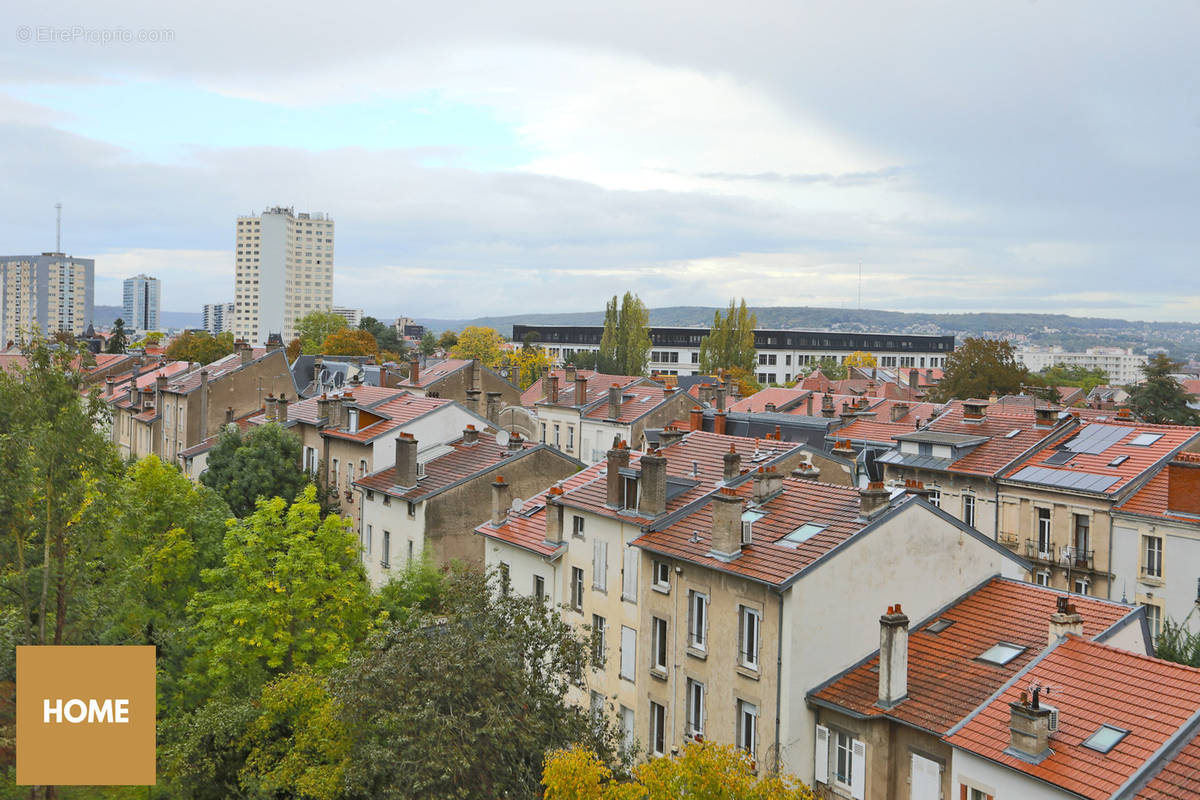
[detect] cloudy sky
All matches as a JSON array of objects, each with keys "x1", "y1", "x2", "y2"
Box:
[{"x1": 2, "y1": 1, "x2": 1197, "y2": 321}]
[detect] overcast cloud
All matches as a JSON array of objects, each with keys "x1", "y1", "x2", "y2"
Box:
[{"x1": 2, "y1": 0, "x2": 1197, "y2": 321}]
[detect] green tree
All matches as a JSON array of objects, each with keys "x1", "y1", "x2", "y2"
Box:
[
  {"x1": 1038, "y1": 364, "x2": 1110, "y2": 395},
  {"x1": 1126, "y1": 354, "x2": 1200, "y2": 425},
  {"x1": 376, "y1": 555, "x2": 449, "y2": 626},
  {"x1": 598, "y1": 296, "x2": 620, "y2": 373},
  {"x1": 617, "y1": 292, "x2": 652, "y2": 376},
  {"x1": 106, "y1": 317, "x2": 129, "y2": 353},
  {"x1": 331, "y1": 568, "x2": 625, "y2": 800},
  {"x1": 297, "y1": 311, "x2": 349, "y2": 355},
  {"x1": 699, "y1": 299, "x2": 757, "y2": 375},
  {"x1": 928, "y1": 338, "x2": 1035, "y2": 402},
  {"x1": 450, "y1": 326, "x2": 505, "y2": 367},
  {"x1": 437, "y1": 330, "x2": 459, "y2": 351},
  {"x1": 420, "y1": 330, "x2": 438, "y2": 357},
  {"x1": 161, "y1": 694, "x2": 260, "y2": 800},
  {"x1": 166, "y1": 330, "x2": 236, "y2": 365},
  {"x1": 200, "y1": 422, "x2": 310, "y2": 518},
  {"x1": 811, "y1": 356, "x2": 847, "y2": 381},
  {"x1": 187, "y1": 486, "x2": 375, "y2": 698},
  {"x1": 322, "y1": 328, "x2": 379, "y2": 358},
  {"x1": 1154, "y1": 616, "x2": 1200, "y2": 667},
  {"x1": 359, "y1": 316, "x2": 404, "y2": 354}
]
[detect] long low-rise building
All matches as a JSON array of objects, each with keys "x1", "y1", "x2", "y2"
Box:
[{"x1": 512, "y1": 324, "x2": 955, "y2": 383}]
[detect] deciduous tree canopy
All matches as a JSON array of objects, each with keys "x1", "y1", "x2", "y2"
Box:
[
  {"x1": 928, "y1": 337, "x2": 1037, "y2": 402},
  {"x1": 200, "y1": 422, "x2": 310, "y2": 518},
  {"x1": 699, "y1": 299, "x2": 757, "y2": 375},
  {"x1": 1126, "y1": 354, "x2": 1200, "y2": 425},
  {"x1": 450, "y1": 326, "x2": 506, "y2": 367}
]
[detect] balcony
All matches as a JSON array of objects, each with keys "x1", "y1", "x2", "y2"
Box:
[
  {"x1": 1025, "y1": 539, "x2": 1055, "y2": 563},
  {"x1": 998, "y1": 532, "x2": 1020, "y2": 550},
  {"x1": 1060, "y1": 545, "x2": 1095, "y2": 571}
]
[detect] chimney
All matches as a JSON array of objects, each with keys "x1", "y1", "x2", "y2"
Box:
[
  {"x1": 409, "y1": 357, "x2": 420, "y2": 385},
  {"x1": 690, "y1": 406, "x2": 704, "y2": 431},
  {"x1": 466, "y1": 389, "x2": 482, "y2": 415},
  {"x1": 752, "y1": 467, "x2": 783, "y2": 503},
  {"x1": 890, "y1": 402, "x2": 909, "y2": 423},
  {"x1": 639, "y1": 448, "x2": 668, "y2": 517},
  {"x1": 549, "y1": 375, "x2": 560, "y2": 404},
  {"x1": 909, "y1": 368, "x2": 919, "y2": 389},
  {"x1": 1035, "y1": 407, "x2": 1058, "y2": 428},
  {"x1": 658, "y1": 425, "x2": 686, "y2": 448},
  {"x1": 198, "y1": 369, "x2": 210, "y2": 439},
  {"x1": 714, "y1": 385, "x2": 727, "y2": 412},
  {"x1": 607, "y1": 384, "x2": 622, "y2": 420},
  {"x1": 962, "y1": 399, "x2": 988, "y2": 421},
  {"x1": 265, "y1": 393, "x2": 279, "y2": 422},
  {"x1": 805, "y1": 392, "x2": 814, "y2": 416},
  {"x1": 1008, "y1": 693, "x2": 1053, "y2": 762},
  {"x1": 1049, "y1": 595, "x2": 1084, "y2": 645},
  {"x1": 394, "y1": 433, "x2": 418, "y2": 488},
  {"x1": 725, "y1": 375, "x2": 738, "y2": 401},
  {"x1": 709, "y1": 488, "x2": 743, "y2": 559},
  {"x1": 316, "y1": 394, "x2": 331, "y2": 422},
  {"x1": 764, "y1": 402, "x2": 777, "y2": 413},
  {"x1": 328, "y1": 394, "x2": 345, "y2": 429},
  {"x1": 238, "y1": 340, "x2": 252, "y2": 365},
  {"x1": 791, "y1": 460, "x2": 821, "y2": 481},
  {"x1": 491, "y1": 475, "x2": 512, "y2": 527},
  {"x1": 1167, "y1": 453, "x2": 1200, "y2": 516},
  {"x1": 507, "y1": 432, "x2": 525, "y2": 452},
  {"x1": 463, "y1": 424, "x2": 480, "y2": 445},
  {"x1": 606, "y1": 443, "x2": 631, "y2": 508},
  {"x1": 723, "y1": 444, "x2": 742, "y2": 482},
  {"x1": 276, "y1": 394, "x2": 289, "y2": 423},
  {"x1": 714, "y1": 411, "x2": 727, "y2": 436},
  {"x1": 544, "y1": 487, "x2": 565, "y2": 545},
  {"x1": 564, "y1": 365, "x2": 577, "y2": 384},
  {"x1": 486, "y1": 391, "x2": 502, "y2": 423},
  {"x1": 902, "y1": 479, "x2": 932, "y2": 500},
  {"x1": 575, "y1": 374, "x2": 587, "y2": 405},
  {"x1": 155, "y1": 372, "x2": 167, "y2": 394},
  {"x1": 699, "y1": 384, "x2": 714, "y2": 405},
  {"x1": 859, "y1": 482, "x2": 891, "y2": 519},
  {"x1": 821, "y1": 393, "x2": 836, "y2": 418},
  {"x1": 225, "y1": 406, "x2": 234, "y2": 425},
  {"x1": 832, "y1": 439, "x2": 855, "y2": 458},
  {"x1": 877, "y1": 604, "x2": 910, "y2": 708}
]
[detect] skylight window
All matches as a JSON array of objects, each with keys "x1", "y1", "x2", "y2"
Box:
[
  {"x1": 1082, "y1": 725, "x2": 1128, "y2": 753},
  {"x1": 1005, "y1": 429, "x2": 1021, "y2": 439},
  {"x1": 1129, "y1": 433, "x2": 1163, "y2": 447},
  {"x1": 978, "y1": 642, "x2": 1026, "y2": 666},
  {"x1": 926, "y1": 619, "x2": 955, "y2": 634},
  {"x1": 782, "y1": 523, "x2": 827, "y2": 546},
  {"x1": 1108, "y1": 455, "x2": 1129, "y2": 467}
]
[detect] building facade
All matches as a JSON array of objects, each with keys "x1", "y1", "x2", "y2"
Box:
[
  {"x1": 232, "y1": 207, "x2": 334, "y2": 345},
  {"x1": 513, "y1": 325, "x2": 956, "y2": 382},
  {"x1": 122, "y1": 274, "x2": 160, "y2": 334},
  {"x1": 202, "y1": 302, "x2": 235, "y2": 335},
  {"x1": 331, "y1": 307, "x2": 362, "y2": 328},
  {"x1": 1016, "y1": 346, "x2": 1149, "y2": 386},
  {"x1": 0, "y1": 253, "x2": 95, "y2": 345}
]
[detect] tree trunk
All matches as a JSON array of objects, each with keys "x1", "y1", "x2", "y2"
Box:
[
  {"x1": 53, "y1": 526, "x2": 66, "y2": 645},
  {"x1": 38, "y1": 483, "x2": 52, "y2": 645}
]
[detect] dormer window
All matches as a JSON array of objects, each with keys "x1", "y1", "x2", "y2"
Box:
[{"x1": 623, "y1": 476, "x2": 639, "y2": 511}]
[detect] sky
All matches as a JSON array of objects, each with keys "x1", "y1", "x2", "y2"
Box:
[{"x1": 2, "y1": 1, "x2": 1198, "y2": 322}]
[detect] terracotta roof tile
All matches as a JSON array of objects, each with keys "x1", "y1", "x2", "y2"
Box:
[
  {"x1": 832, "y1": 402, "x2": 943, "y2": 445},
  {"x1": 322, "y1": 393, "x2": 455, "y2": 443},
  {"x1": 1116, "y1": 462, "x2": 1200, "y2": 523},
  {"x1": 946, "y1": 637, "x2": 1200, "y2": 800},
  {"x1": 582, "y1": 384, "x2": 674, "y2": 424},
  {"x1": 924, "y1": 402, "x2": 1064, "y2": 476},
  {"x1": 812, "y1": 578, "x2": 1138, "y2": 734},
  {"x1": 397, "y1": 358, "x2": 470, "y2": 389},
  {"x1": 165, "y1": 348, "x2": 272, "y2": 394},
  {"x1": 355, "y1": 431, "x2": 534, "y2": 501},
  {"x1": 1137, "y1": 726, "x2": 1200, "y2": 799}
]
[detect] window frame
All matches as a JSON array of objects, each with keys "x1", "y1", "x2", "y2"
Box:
[
  {"x1": 570, "y1": 566, "x2": 585, "y2": 612},
  {"x1": 737, "y1": 699, "x2": 757, "y2": 756},
  {"x1": 686, "y1": 678, "x2": 705, "y2": 736},
  {"x1": 649, "y1": 701, "x2": 666, "y2": 757},
  {"x1": 688, "y1": 590, "x2": 709, "y2": 651},
  {"x1": 739, "y1": 605, "x2": 761, "y2": 669},
  {"x1": 651, "y1": 616, "x2": 668, "y2": 673}
]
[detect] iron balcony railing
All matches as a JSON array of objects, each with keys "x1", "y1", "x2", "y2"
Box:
[{"x1": 1060, "y1": 545, "x2": 1095, "y2": 571}]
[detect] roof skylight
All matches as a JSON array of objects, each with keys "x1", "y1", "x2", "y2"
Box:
[
  {"x1": 782, "y1": 523, "x2": 827, "y2": 546},
  {"x1": 926, "y1": 619, "x2": 955, "y2": 634},
  {"x1": 978, "y1": 642, "x2": 1026, "y2": 666},
  {"x1": 1129, "y1": 433, "x2": 1163, "y2": 447},
  {"x1": 1005, "y1": 429, "x2": 1021, "y2": 439},
  {"x1": 1108, "y1": 455, "x2": 1129, "y2": 467},
  {"x1": 1082, "y1": 724, "x2": 1128, "y2": 753}
]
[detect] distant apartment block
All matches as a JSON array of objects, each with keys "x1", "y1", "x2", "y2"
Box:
[
  {"x1": 513, "y1": 325, "x2": 956, "y2": 383},
  {"x1": 331, "y1": 307, "x2": 363, "y2": 328},
  {"x1": 122, "y1": 274, "x2": 160, "y2": 333},
  {"x1": 1017, "y1": 345, "x2": 1148, "y2": 385},
  {"x1": 232, "y1": 206, "x2": 334, "y2": 346},
  {"x1": 202, "y1": 302, "x2": 235, "y2": 335},
  {"x1": 393, "y1": 316, "x2": 426, "y2": 345},
  {"x1": 0, "y1": 252, "x2": 95, "y2": 346}
]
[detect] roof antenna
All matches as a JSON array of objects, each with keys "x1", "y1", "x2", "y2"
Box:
[
  {"x1": 689, "y1": 530, "x2": 700, "y2": 543},
  {"x1": 55, "y1": 202, "x2": 62, "y2": 253}
]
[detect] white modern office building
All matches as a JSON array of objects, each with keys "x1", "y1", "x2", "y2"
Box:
[{"x1": 122, "y1": 273, "x2": 160, "y2": 334}]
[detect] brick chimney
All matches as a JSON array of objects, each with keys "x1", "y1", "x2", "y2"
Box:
[
  {"x1": 714, "y1": 411, "x2": 727, "y2": 436},
  {"x1": 723, "y1": 444, "x2": 742, "y2": 482},
  {"x1": 316, "y1": 394, "x2": 331, "y2": 422},
  {"x1": 1008, "y1": 692, "x2": 1053, "y2": 762},
  {"x1": 463, "y1": 424, "x2": 479, "y2": 445},
  {"x1": 549, "y1": 375, "x2": 560, "y2": 404},
  {"x1": 890, "y1": 402, "x2": 909, "y2": 423},
  {"x1": 544, "y1": 486, "x2": 565, "y2": 546},
  {"x1": 752, "y1": 467, "x2": 783, "y2": 503},
  {"x1": 507, "y1": 432, "x2": 524, "y2": 452},
  {"x1": 265, "y1": 393, "x2": 279, "y2": 422},
  {"x1": 607, "y1": 384, "x2": 622, "y2": 420},
  {"x1": 606, "y1": 442, "x2": 631, "y2": 508},
  {"x1": 878, "y1": 604, "x2": 910, "y2": 708},
  {"x1": 791, "y1": 460, "x2": 821, "y2": 480},
  {"x1": 155, "y1": 372, "x2": 167, "y2": 394},
  {"x1": 962, "y1": 399, "x2": 988, "y2": 421},
  {"x1": 690, "y1": 406, "x2": 704, "y2": 431},
  {"x1": 491, "y1": 475, "x2": 512, "y2": 527},
  {"x1": 859, "y1": 482, "x2": 891, "y2": 519},
  {"x1": 1035, "y1": 407, "x2": 1058, "y2": 428},
  {"x1": 328, "y1": 394, "x2": 345, "y2": 429},
  {"x1": 639, "y1": 448, "x2": 668, "y2": 517},
  {"x1": 699, "y1": 383, "x2": 714, "y2": 405},
  {"x1": 1167, "y1": 453, "x2": 1200, "y2": 516},
  {"x1": 658, "y1": 425, "x2": 686, "y2": 448},
  {"x1": 564, "y1": 365, "x2": 577, "y2": 384},
  {"x1": 394, "y1": 433, "x2": 418, "y2": 488},
  {"x1": 277, "y1": 394, "x2": 289, "y2": 424},
  {"x1": 1049, "y1": 595, "x2": 1084, "y2": 645},
  {"x1": 237, "y1": 339, "x2": 252, "y2": 365},
  {"x1": 409, "y1": 357, "x2": 420, "y2": 385},
  {"x1": 486, "y1": 391, "x2": 502, "y2": 423},
  {"x1": 714, "y1": 385, "x2": 727, "y2": 412},
  {"x1": 709, "y1": 488, "x2": 743, "y2": 559},
  {"x1": 574, "y1": 374, "x2": 587, "y2": 405},
  {"x1": 821, "y1": 393, "x2": 836, "y2": 418}
]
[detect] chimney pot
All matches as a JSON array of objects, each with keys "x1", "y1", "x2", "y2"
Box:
[
  {"x1": 859, "y1": 481, "x2": 891, "y2": 519},
  {"x1": 549, "y1": 375, "x2": 560, "y2": 404},
  {"x1": 607, "y1": 383, "x2": 622, "y2": 420},
  {"x1": 491, "y1": 475, "x2": 512, "y2": 527},
  {"x1": 690, "y1": 406, "x2": 704, "y2": 432},
  {"x1": 1167, "y1": 454, "x2": 1200, "y2": 516},
  {"x1": 463, "y1": 425, "x2": 479, "y2": 445},
  {"x1": 409, "y1": 357, "x2": 420, "y2": 385},
  {"x1": 574, "y1": 374, "x2": 587, "y2": 405},
  {"x1": 714, "y1": 411, "x2": 727, "y2": 436},
  {"x1": 709, "y1": 488, "x2": 743, "y2": 559},
  {"x1": 605, "y1": 445, "x2": 631, "y2": 508},
  {"x1": 723, "y1": 445, "x2": 742, "y2": 482},
  {"x1": 544, "y1": 490, "x2": 565, "y2": 545},
  {"x1": 1008, "y1": 701, "x2": 1053, "y2": 761},
  {"x1": 878, "y1": 605, "x2": 910, "y2": 708}
]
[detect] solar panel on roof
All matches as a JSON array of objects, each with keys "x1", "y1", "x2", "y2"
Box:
[
  {"x1": 1044, "y1": 450, "x2": 1074, "y2": 466},
  {"x1": 1129, "y1": 433, "x2": 1163, "y2": 446},
  {"x1": 1063, "y1": 424, "x2": 1129, "y2": 454},
  {"x1": 1009, "y1": 466, "x2": 1119, "y2": 492}
]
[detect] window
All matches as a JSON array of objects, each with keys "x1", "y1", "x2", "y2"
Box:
[
  {"x1": 541, "y1": 422, "x2": 547, "y2": 443},
  {"x1": 649, "y1": 701, "x2": 666, "y2": 757},
  {"x1": 1074, "y1": 577, "x2": 1090, "y2": 595},
  {"x1": 651, "y1": 617, "x2": 668, "y2": 672},
  {"x1": 573, "y1": 515, "x2": 585, "y2": 538},
  {"x1": 620, "y1": 626, "x2": 637, "y2": 681},
  {"x1": 620, "y1": 706, "x2": 636, "y2": 752},
  {"x1": 592, "y1": 614, "x2": 607, "y2": 666},
  {"x1": 835, "y1": 732, "x2": 855, "y2": 787},
  {"x1": 554, "y1": 424, "x2": 560, "y2": 447},
  {"x1": 622, "y1": 546, "x2": 639, "y2": 602},
  {"x1": 686, "y1": 679, "x2": 705, "y2": 735},
  {"x1": 1035, "y1": 569, "x2": 1051, "y2": 587},
  {"x1": 927, "y1": 488, "x2": 940, "y2": 508},
  {"x1": 737, "y1": 700, "x2": 757, "y2": 755},
  {"x1": 978, "y1": 642, "x2": 1026, "y2": 666},
  {"x1": 1144, "y1": 602, "x2": 1162, "y2": 639},
  {"x1": 963, "y1": 788, "x2": 994, "y2": 800},
  {"x1": 534, "y1": 574, "x2": 546, "y2": 600},
  {"x1": 331, "y1": 458, "x2": 339, "y2": 487},
  {"x1": 593, "y1": 539, "x2": 608, "y2": 590},
  {"x1": 963, "y1": 494, "x2": 976, "y2": 528},
  {"x1": 364, "y1": 524, "x2": 372, "y2": 555},
  {"x1": 590, "y1": 691, "x2": 605, "y2": 728},
  {"x1": 1144, "y1": 536, "x2": 1163, "y2": 578},
  {"x1": 623, "y1": 476, "x2": 639, "y2": 510},
  {"x1": 567, "y1": 425, "x2": 574, "y2": 450},
  {"x1": 688, "y1": 591, "x2": 708, "y2": 651},
  {"x1": 739, "y1": 606, "x2": 761, "y2": 669},
  {"x1": 407, "y1": 540, "x2": 414, "y2": 564},
  {"x1": 1083, "y1": 724, "x2": 1129, "y2": 753},
  {"x1": 570, "y1": 567, "x2": 585, "y2": 611},
  {"x1": 1074, "y1": 513, "x2": 1090, "y2": 554},
  {"x1": 359, "y1": 458, "x2": 366, "y2": 477},
  {"x1": 652, "y1": 560, "x2": 670, "y2": 591},
  {"x1": 741, "y1": 509, "x2": 764, "y2": 545},
  {"x1": 407, "y1": 501, "x2": 416, "y2": 518},
  {"x1": 381, "y1": 531, "x2": 391, "y2": 569},
  {"x1": 1037, "y1": 507, "x2": 1052, "y2": 556}
]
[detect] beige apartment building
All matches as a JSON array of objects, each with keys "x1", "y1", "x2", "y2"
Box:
[
  {"x1": 0, "y1": 253, "x2": 94, "y2": 346},
  {"x1": 232, "y1": 207, "x2": 334, "y2": 345}
]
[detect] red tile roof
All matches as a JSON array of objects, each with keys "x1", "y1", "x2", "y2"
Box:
[
  {"x1": 322, "y1": 393, "x2": 455, "y2": 443},
  {"x1": 947, "y1": 636, "x2": 1200, "y2": 800},
  {"x1": 728, "y1": 387, "x2": 811, "y2": 414},
  {"x1": 164, "y1": 348, "x2": 272, "y2": 394},
  {"x1": 581, "y1": 384, "x2": 674, "y2": 424},
  {"x1": 1137, "y1": 727, "x2": 1200, "y2": 799},
  {"x1": 832, "y1": 401, "x2": 943, "y2": 445},
  {"x1": 179, "y1": 411, "x2": 260, "y2": 458},
  {"x1": 354, "y1": 431, "x2": 537, "y2": 501},
  {"x1": 811, "y1": 578, "x2": 1138, "y2": 734},
  {"x1": 1116, "y1": 462, "x2": 1200, "y2": 524},
  {"x1": 476, "y1": 468, "x2": 600, "y2": 557},
  {"x1": 397, "y1": 358, "x2": 470, "y2": 389},
  {"x1": 529, "y1": 372, "x2": 651, "y2": 409},
  {"x1": 1001, "y1": 421, "x2": 1200, "y2": 496},
  {"x1": 521, "y1": 369, "x2": 599, "y2": 406},
  {"x1": 925, "y1": 402, "x2": 1067, "y2": 476},
  {"x1": 103, "y1": 361, "x2": 194, "y2": 407}
]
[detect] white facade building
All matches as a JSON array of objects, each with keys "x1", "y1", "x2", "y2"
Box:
[
  {"x1": 331, "y1": 307, "x2": 363, "y2": 329},
  {"x1": 232, "y1": 207, "x2": 334, "y2": 345},
  {"x1": 0, "y1": 253, "x2": 95, "y2": 345},
  {"x1": 202, "y1": 302, "x2": 235, "y2": 335},
  {"x1": 1016, "y1": 346, "x2": 1149, "y2": 385},
  {"x1": 122, "y1": 274, "x2": 160, "y2": 334}
]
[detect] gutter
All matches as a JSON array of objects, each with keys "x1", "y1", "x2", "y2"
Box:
[{"x1": 775, "y1": 589, "x2": 784, "y2": 774}]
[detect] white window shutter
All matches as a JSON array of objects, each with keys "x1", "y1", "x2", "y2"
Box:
[
  {"x1": 620, "y1": 626, "x2": 636, "y2": 680},
  {"x1": 622, "y1": 546, "x2": 638, "y2": 601},
  {"x1": 814, "y1": 725, "x2": 830, "y2": 784},
  {"x1": 910, "y1": 754, "x2": 940, "y2": 800},
  {"x1": 598, "y1": 540, "x2": 608, "y2": 590},
  {"x1": 851, "y1": 739, "x2": 866, "y2": 800}
]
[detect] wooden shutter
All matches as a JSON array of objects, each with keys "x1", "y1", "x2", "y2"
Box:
[
  {"x1": 593, "y1": 539, "x2": 607, "y2": 590},
  {"x1": 620, "y1": 626, "x2": 636, "y2": 680},
  {"x1": 911, "y1": 754, "x2": 940, "y2": 800},
  {"x1": 622, "y1": 546, "x2": 638, "y2": 601},
  {"x1": 814, "y1": 725, "x2": 830, "y2": 784},
  {"x1": 851, "y1": 739, "x2": 866, "y2": 800}
]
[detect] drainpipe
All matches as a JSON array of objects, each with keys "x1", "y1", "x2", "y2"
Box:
[{"x1": 775, "y1": 589, "x2": 784, "y2": 774}]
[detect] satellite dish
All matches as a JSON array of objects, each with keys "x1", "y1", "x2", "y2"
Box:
[
  {"x1": 496, "y1": 430, "x2": 511, "y2": 447},
  {"x1": 510, "y1": 497, "x2": 524, "y2": 512}
]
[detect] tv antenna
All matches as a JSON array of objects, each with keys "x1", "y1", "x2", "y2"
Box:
[{"x1": 55, "y1": 202, "x2": 62, "y2": 253}]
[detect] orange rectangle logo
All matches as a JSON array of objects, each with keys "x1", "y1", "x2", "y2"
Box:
[{"x1": 17, "y1": 646, "x2": 156, "y2": 785}]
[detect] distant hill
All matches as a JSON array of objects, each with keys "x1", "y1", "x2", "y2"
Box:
[
  {"x1": 415, "y1": 305, "x2": 1200, "y2": 359},
  {"x1": 93, "y1": 305, "x2": 202, "y2": 330}
]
